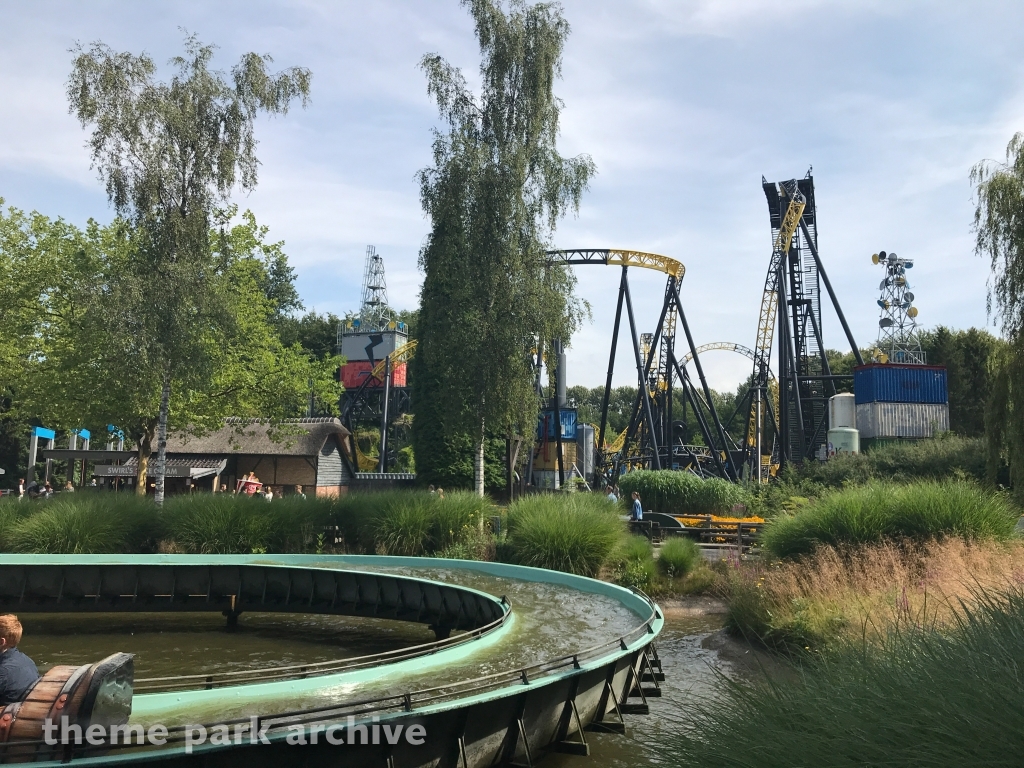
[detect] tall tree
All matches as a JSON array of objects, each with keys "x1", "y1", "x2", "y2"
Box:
[
  {"x1": 972, "y1": 134, "x2": 1024, "y2": 494},
  {"x1": 413, "y1": 0, "x2": 594, "y2": 495},
  {"x1": 67, "y1": 35, "x2": 311, "y2": 503}
]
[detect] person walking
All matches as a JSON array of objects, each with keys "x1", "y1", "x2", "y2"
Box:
[
  {"x1": 630, "y1": 491, "x2": 643, "y2": 521},
  {"x1": 17, "y1": 478, "x2": 25, "y2": 501}
]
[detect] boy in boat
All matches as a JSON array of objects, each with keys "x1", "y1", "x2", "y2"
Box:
[{"x1": 0, "y1": 614, "x2": 40, "y2": 706}]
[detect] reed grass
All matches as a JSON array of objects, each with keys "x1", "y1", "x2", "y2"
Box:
[
  {"x1": 671, "y1": 588, "x2": 1024, "y2": 767},
  {"x1": 617, "y1": 470, "x2": 749, "y2": 515},
  {"x1": 504, "y1": 494, "x2": 624, "y2": 577},
  {"x1": 762, "y1": 480, "x2": 1019, "y2": 558},
  {"x1": 727, "y1": 538, "x2": 1024, "y2": 650}
]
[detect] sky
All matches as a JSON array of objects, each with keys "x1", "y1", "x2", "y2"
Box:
[{"x1": 2, "y1": 0, "x2": 1022, "y2": 391}]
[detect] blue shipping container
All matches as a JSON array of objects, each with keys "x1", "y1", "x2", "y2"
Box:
[
  {"x1": 853, "y1": 364, "x2": 948, "y2": 405},
  {"x1": 536, "y1": 409, "x2": 578, "y2": 441}
]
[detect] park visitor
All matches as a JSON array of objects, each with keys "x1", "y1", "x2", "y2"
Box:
[
  {"x1": 0, "y1": 614, "x2": 40, "y2": 707},
  {"x1": 295, "y1": 485, "x2": 306, "y2": 499},
  {"x1": 264, "y1": 486, "x2": 274, "y2": 502},
  {"x1": 437, "y1": 487, "x2": 445, "y2": 500},
  {"x1": 631, "y1": 491, "x2": 643, "y2": 521},
  {"x1": 606, "y1": 485, "x2": 618, "y2": 503},
  {"x1": 64, "y1": 481, "x2": 75, "y2": 493},
  {"x1": 17, "y1": 478, "x2": 25, "y2": 500}
]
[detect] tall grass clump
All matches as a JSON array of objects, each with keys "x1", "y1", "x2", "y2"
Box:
[
  {"x1": 163, "y1": 495, "x2": 278, "y2": 554},
  {"x1": 0, "y1": 500, "x2": 34, "y2": 550},
  {"x1": 5, "y1": 495, "x2": 162, "y2": 554},
  {"x1": 726, "y1": 539, "x2": 1024, "y2": 650},
  {"x1": 658, "y1": 537, "x2": 700, "y2": 578},
  {"x1": 617, "y1": 470, "x2": 749, "y2": 515},
  {"x1": 504, "y1": 494, "x2": 624, "y2": 576},
  {"x1": 763, "y1": 480, "x2": 1019, "y2": 558},
  {"x1": 799, "y1": 435, "x2": 990, "y2": 487},
  {"x1": 331, "y1": 490, "x2": 492, "y2": 555},
  {"x1": 671, "y1": 588, "x2": 1024, "y2": 767}
]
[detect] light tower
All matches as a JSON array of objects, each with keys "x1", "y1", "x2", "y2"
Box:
[{"x1": 871, "y1": 250, "x2": 924, "y2": 364}]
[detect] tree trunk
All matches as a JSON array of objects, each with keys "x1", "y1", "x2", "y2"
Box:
[
  {"x1": 135, "y1": 430, "x2": 153, "y2": 496},
  {"x1": 154, "y1": 369, "x2": 172, "y2": 506},
  {"x1": 474, "y1": 418, "x2": 485, "y2": 497}
]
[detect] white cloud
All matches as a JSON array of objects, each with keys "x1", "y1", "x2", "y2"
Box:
[{"x1": 2, "y1": 0, "x2": 1023, "y2": 392}]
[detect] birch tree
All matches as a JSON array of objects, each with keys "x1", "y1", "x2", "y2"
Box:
[
  {"x1": 413, "y1": 0, "x2": 594, "y2": 495},
  {"x1": 67, "y1": 35, "x2": 310, "y2": 503}
]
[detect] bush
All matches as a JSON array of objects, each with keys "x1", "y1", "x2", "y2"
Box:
[
  {"x1": 617, "y1": 470, "x2": 749, "y2": 515},
  {"x1": 670, "y1": 589, "x2": 1024, "y2": 768},
  {"x1": 504, "y1": 494, "x2": 624, "y2": 576},
  {"x1": 658, "y1": 537, "x2": 701, "y2": 578},
  {"x1": 763, "y1": 480, "x2": 1019, "y2": 559}
]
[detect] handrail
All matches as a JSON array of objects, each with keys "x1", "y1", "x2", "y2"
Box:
[{"x1": 134, "y1": 608, "x2": 510, "y2": 692}]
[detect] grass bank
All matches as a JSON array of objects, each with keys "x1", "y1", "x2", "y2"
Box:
[
  {"x1": 762, "y1": 480, "x2": 1019, "y2": 559},
  {"x1": 617, "y1": 470, "x2": 750, "y2": 515},
  {"x1": 727, "y1": 538, "x2": 1024, "y2": 651},
  {"x1": 670, "y1": 587, "x2": 1024, "y2": 767}
]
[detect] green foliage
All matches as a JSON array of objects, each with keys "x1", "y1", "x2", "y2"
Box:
[
  {"x1": 5, "y1": 495, "x2": 163, "y2": 554},
  {"x1": 67, "y1": 35, "x2": 312, "y2": 502},
  {"x1": 798, "y1": 435, "x2": 992, "y2": 487},
  {"x1": 762, "y1": 481, "x2": 1019, "y2": 558},
  {"x1": 919, "y1": 326, "x2": 1003, "y2": 437},
  {"x1": 412, "y1": 0, "x2": 594, "y2": 494},
  {"x1": 276, "y1": 311, "x2": 342, "y2": 361},
  {"x1": 658, "y1": 537, "x2": 701, "y2": 578},
  {"x1": 617, "y1": 470, "x2": 749, "y2": 515},
  {"x1": 503, "y1": 494, "x2": 623, "y2": 576},
  {"x1": 671, "y1": 589, "x2": 1024, "y2": 768}
]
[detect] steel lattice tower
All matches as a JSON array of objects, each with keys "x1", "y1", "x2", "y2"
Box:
[
  {"x1": 359, "y1": 245, "x2": 393, "y2": 332},
  {"x1": 872, "y1": 250, "x2": 925, "y2": 364}
]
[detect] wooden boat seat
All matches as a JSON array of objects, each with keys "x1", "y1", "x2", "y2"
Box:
[{"x1": 0, "y1": 653, "x2": 134, "y2": 763}]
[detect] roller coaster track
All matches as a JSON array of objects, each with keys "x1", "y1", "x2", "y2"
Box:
[
  {"x1": 546, "y1": 249, "x2": 685, "y2": 280},
  {"x1": 747, "y1": 181, "x2": 804, "y2": 450}
]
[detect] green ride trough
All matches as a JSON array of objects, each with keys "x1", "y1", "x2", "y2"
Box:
[{"x1": 0, "y1": 555, "x2": 665, "y2": 767}]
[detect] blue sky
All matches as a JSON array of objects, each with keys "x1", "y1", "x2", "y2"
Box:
[{"x1": 2, "y1": 0, "x2": 1022, "y2": 389}]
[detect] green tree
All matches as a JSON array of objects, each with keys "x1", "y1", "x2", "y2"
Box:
[
  {"x1": 10, "y1": 210, "x2": 340, "y2": 489},
  {"x1": 412, "y1": 0, "x2": 594, "y2": 495},
  {"x1": 67, "y1": 35, "x2": 311, "y2": 503},
  {"x1": 972, "y1": 134, "x2": 1024, "y2": 494},
  {"x1": 277, "y1": 311, "x2": 342, "y2": 362},
  {"x1": 919, "y1": 326, "x2": 1002, "y2": 437}
]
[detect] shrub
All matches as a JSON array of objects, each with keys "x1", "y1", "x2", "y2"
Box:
[
  {"x1": 504, "y1": 494, "x2": 624, "y2": 576},
  {"x1": 658, "y1": 536, "x2": 701, "y2": 578},
  {"x1": 617, "y1": 470, "x2": 749, "y2": 515},
  {"x1": 763, "y1": 481, "x2": 1019, "y2": 558},
  {"x1": 670, "y1": 588, "x2": 1024, "y2": 768}
]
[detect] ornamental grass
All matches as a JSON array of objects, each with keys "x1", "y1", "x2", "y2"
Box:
[
  {"x1": 617, "y1": 470, "x2": 749, "y2": 515},
  {"x1": 504, "y1": 494, "x2": 624, "y2": 577},
  {"x1": 671, "y1": 587, "x2": 1024, "y2": 768},
  {"x1": 762, "y1": 480, "x2": 1019, "y2": 559}
]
